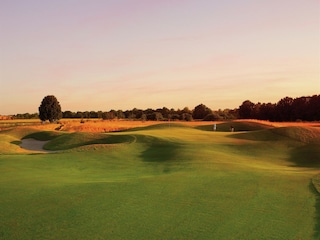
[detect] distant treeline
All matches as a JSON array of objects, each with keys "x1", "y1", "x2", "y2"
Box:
[
  {"x1": 13, "y1": 106, "x2": 237, "y2": 121},
  {"x1": 62, "y1": 107, "x2": 238, "y2": 121},
  {"x1": 239, "y1": 94, "x2": 320, "y2": 121},
  {"x1": 11, "y1": 94, "x2": 320, "y2": 122}
]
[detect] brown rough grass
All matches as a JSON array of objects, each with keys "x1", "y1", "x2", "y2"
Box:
[
  {"x1": 56, "y1": 120, "x2": 219, "y2": 132},
  {"x1": 1, "y1": 119, "x2": 319, "y2": 133},
  {"x1": 38, "y1": 120, "x2": 320, "y2": 133}
]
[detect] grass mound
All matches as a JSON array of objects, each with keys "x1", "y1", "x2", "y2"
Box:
[
  {"x1": 228, "y1": 126, "x2": 320, "y2": 168},
  {"x1": 0, "y1": 127, "x2": 39, "y2": 139},
  {"x1": 44, "y1": 132, "x2": 134, "y2": 150},
  {"x1": 0, "y1": 128, "x2": 41, "y2": 154},
  {"x1": 0, "y1": 135, "x2": 25, "y2": 154},
  {"x1": 23, "y1": 131, "x2": 64, "y2": 141},
  {"x1": 228, "y1": 129, "x2": 283, "y2": 142},
  {"x1": 228, "y1": 125, "x2": 320, "y2": 144},
  {"x1": 271, "y1": 126, "x2": 320, "y2": 143},
  {"x1": 135, "y1": 135, "x2": 183, "y2": 163},
  {"x1": 289, "y1": 144, "x2": 320, "y2": 168},
  {"x1": 125, "y1": 122, "x2": 189, "y2": 132}
]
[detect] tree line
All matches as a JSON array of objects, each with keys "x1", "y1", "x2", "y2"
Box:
[
  {"x1": 239, "y1": 94, "x2": 320, "y2": 121},
  {"x1": 10, "y1": 94, "x2": 320, "y2": 122},
  {"x1": 15, "y1": 104, "x2": 238, "y2": 122},
  {"x1": 61, "y1": 106, "x2": 238, "y2": 121}
]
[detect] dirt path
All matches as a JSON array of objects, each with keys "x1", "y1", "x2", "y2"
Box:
[{"x1": 20, "y1": 139, "x2": 54, "y2": 153}]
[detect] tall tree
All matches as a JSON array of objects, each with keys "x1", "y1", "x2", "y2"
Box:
[
  {"x1": 239, "y1": 100, "x2": 255, "y2": 119},
  {"x1": 307, "y1": 95, "x2": 320, "y2": 121},
  {"x1": 275, "y1": 97, "x2": 294, "y2": 121},
  {"x1": 259, "y1": 103, "x2": 276, "y2": 121},
  {"x1": 291, "y1": 97, "x2": 309, "y2": 120},
  {"x1": 39, "y1": 95, "x2": 62, "y2": 122},
  {"x1": 192, "y1": 104, "x2": 212, "y2": 119}
]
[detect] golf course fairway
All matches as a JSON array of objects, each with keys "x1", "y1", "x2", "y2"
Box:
[{"x1": 0, "y1": 121, "x2": 319, "y2": 239}]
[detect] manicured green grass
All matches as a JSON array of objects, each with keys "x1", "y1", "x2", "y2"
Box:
[
  {"x1": 0, "y1": 122, "x2": 319, "y2": 239},
  {"x1": 44, "y1": 132, "x2": 135, "y2": 151},
  {"x1": 195, "y1": 120, "x2": 273, "y2": 132}
]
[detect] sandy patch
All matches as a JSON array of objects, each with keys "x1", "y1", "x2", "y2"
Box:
[{"x1": 20, "y1": 139, "x2": 54, "y2": 153}]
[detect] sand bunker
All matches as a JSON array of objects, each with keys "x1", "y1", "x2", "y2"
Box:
[{"x1": 20, "y1": 139, "x2": 53, "y2": 153}]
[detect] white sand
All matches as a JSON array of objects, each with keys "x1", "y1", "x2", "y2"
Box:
[{"x1": 20, "y1": 139, "x2": 53, "y2": 153}]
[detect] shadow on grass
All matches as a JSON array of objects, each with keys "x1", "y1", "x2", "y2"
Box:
[
  {"x1": 45, "y1": 133, "x2": 136, "y2": 150},
  {"x1": 10, "y1": 140, "x2": 22, "y2": 145},
  {"x1": 227, "y1": 129, "x2": 283, "y2": 142},
  {"x1": 309, "y1": 180, "x2": 320, "y2": 239},
  {"x1": 24, "y1": 131, "x2": 63, "y2": 140},
  {"x1": 138, "y1": 135, "x2": 183, "y2": 173},
  {"x1": 139, "y1": 136, "x2": 182, "y2": 163},
  {"x1": 288, "y1": 136, "x2": 320, "y2": 240},
  {"x1": 289, "y1": 144, "x2": 320, "y2": 168}
]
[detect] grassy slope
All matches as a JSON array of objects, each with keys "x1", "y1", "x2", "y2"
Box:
[{"x1": 0, "y1": 123, "x2": 319, "y2": 239}]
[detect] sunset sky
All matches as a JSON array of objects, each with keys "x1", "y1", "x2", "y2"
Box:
[{"x1": 1, "y1": 0, "x2": 319, "y2": 115}]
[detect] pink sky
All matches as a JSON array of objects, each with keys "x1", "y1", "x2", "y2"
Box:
[{"x1": 0, "y1": 0, "x2": 319, "y2": 114}]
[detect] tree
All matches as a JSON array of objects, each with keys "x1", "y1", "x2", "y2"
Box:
[
  {"x1": 306, "y1": 95, "x2": 320, "y2": 121},
  {"x1": 238, "y1": 100, "x2": 255, "y2": 119},
  {"x1": 259, "y1": 103, "x2": 276, "y2": 121},
  {"x1": 117, "y1": 110, "x2": 125, "y2": 119},
  {"x1": 291, "y1": 97, "x2": 309, "y2": 121},
  {"x1": 192, "y1": 104, "x2": 212, "y2": 119},
  {"x1": 181, "y1": 113, "x2": 193, "y2": 121},
  {"x1": 275, "y1": 97, "x2": 293, "y2": 121},
  {"x1": 147, "y1": 112, "x2": 163, "y2": 121},
  {"x1": 63, "y1": 110, "x2": 74, "y2": 118},
  {"x1": 39, "y1": 95, "x2": 62, "y2": 122},
  {"x1": 203, "y1": 114, "x2": 217, "y2": 121}
]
